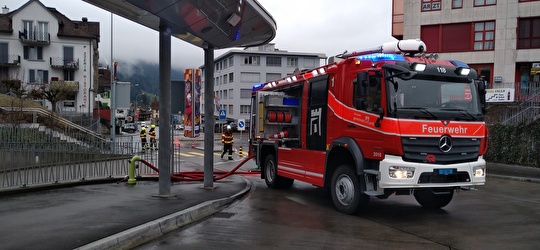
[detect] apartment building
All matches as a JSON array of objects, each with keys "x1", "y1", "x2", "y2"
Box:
[
  {"x1": 0, "y1": 0, "x2": 99, "y2": 114},
  {"x1": 392, "y1": 0, "x2": 540, "y2": 99},
  {"x1": 200, "y1": 43, "x2": 326, "y2": 127}
]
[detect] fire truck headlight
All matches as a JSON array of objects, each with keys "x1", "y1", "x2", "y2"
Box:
[
  {"x1": 473, "y1": 166, "x2": 485, "y2": 177},
  {"x1": 455, "y1": 67, "x2": 471, "y2": 76},
  {"x1": 389, "y1": 166, "x2": 415, "y2": 179},
  {"x1": 411, "y1": 63, "x2": 426, "y2": 72}
]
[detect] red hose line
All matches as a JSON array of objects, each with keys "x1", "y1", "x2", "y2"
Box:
[{"x1": 137, "y1": 155, "x2": 257, "y2": 181}]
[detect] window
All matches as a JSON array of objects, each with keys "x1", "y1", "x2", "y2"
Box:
[
  {"x1": 304, "y1": 58, "x2": 316, "y2": 68},
  {"x1": 452, "y1": 0, "x2": 463, "y2": 8},
  {"x1": 242, "y1": 56, "x2": 260, "y2": 66},
  {"x1": 63, "y1": 101, "x2": 75, "y2": 107},
  {"x1": 29, "y1": 69, "x2": 49, "y2": 84},
  {"x1": 23, "y1": 46, "x2": 43, "y2": 60},
  {"x1": 240, "y1": 72, "x2": 260, "y2": 82},
  {"x1": 0, "y1": 43, "x2": 7, "y2": 63},
  {"x1": 421, "y1": 22, "x2": 493, "y2": 52},
  {"x1": 266, "y1": 56, "x2": 281, "y2": 67},
  {"x1": 228, "y1": 105, "x2": 233, "y2": 115},
  {"x1": 229, "y1": 89, "x2": 234, "y2": 99},
  {"x1": 354, "y1": 75, "x2": 381, "y2": 113},
  {"x1": 64, "y1": 70, "x2": 75, "y2": 81},
  {"x1": 517, "y1": 17, "x2": 540, "y2": 49},
  {"x1": 422, "y1": 0, "x2": 442, "y2": 11},
  {"x1": 287, "y1": 57, "x2": 298, "y2": 68},
  {"x1": 223, "y1": 90, "x2": 228, "y2": 99},
  {"x1": 474, "y1": 21, "x2": 495, "y2": 50},
  {"x1": 474, "y1": 0, "x2": 496, "y2": 6},
  {"x1": 229, "y1": 73, "x2": 234, "y2": 83},
  {"x1": 21, "y1": 20, "x2": 33, "y2": 39},
  {"x1": 223, "y1": 59, "x2": 228, "y2": 69},
  {"x1": 240, "y1": 105, "x2": 250, "y2": 114},
  {"x1": 266, "y1": 73, "x2": 282, "y2": 82},
  {"x1": 36, "y1": 21, "x2": 48, "y2": 41},
  {"x1": 240, "y1": 89, "x2": 251, "y2": 99},
  {"x1": 228, "y1": 57, "x2": 234, "y2": 67}
]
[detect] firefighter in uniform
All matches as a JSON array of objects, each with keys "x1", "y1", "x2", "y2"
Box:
[
  {"x1": 149, "y1": 124, "x2": 158, "y2": 150},
  {"x1": 140, "y1": 126, "x2": 148, "y2": 152},
  {"x1": 221, "y1": 125, "x2": 234, "y2": 160}
]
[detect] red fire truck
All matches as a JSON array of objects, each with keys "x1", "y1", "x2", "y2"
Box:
[{"x1": 249, "y1": 39, "x2": 488, "y2": 214}]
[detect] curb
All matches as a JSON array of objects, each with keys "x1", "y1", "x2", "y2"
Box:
[{"x1": 74, "y1": 176, "x2": 252, "y2": 250}]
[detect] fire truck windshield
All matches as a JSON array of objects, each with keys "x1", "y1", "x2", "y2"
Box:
[{"x1": 387, "y1": 77, "x2": 483, "y2": 121}]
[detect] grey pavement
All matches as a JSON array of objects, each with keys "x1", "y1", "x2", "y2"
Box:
[{"x1": 1, "y1": 134, "x2": 539, "y2": 250}]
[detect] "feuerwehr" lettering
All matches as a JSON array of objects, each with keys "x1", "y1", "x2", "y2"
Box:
[{"x1": 421, "y1": 124, "x2": 468, "y2": 134}]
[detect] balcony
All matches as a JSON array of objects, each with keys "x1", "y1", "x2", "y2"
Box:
[
  {"x1": 50, "y1": 57, "x2": 79, "y2": 69},
  {"x1": 0, "y1": 54, "x2": 21, "y2": 67},
  {"x1": 19, "y1": 31, "x2": 50, "y2": 45},
  {"x1": 50, "y1": 80, "x2": 80, "y2": 93}
]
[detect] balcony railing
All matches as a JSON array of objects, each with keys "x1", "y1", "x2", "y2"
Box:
[
  {"x1": 50, "y1": 57, "x2": 79, "y2": 69},
  {"x1": 50, "y1": 80, "x2": 80, "y2": 92},
  {"x1": 0, "y1": 54, "x2": 21, "y2": 66},
  {"x1": 19, "y1": 31, "x2": 50, "y2": 45}
]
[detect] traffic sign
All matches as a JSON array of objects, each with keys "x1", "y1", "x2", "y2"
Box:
[
  {"x1": 219, "y1": 109, "x2": 226, "y2": 120},
  {"x1": 237, "y1": 119, "x2": 245, "y2": 131}
]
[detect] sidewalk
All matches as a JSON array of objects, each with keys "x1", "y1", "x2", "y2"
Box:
[{"x1": 0, "y1": 150, "x2": 538, "y2": 249}]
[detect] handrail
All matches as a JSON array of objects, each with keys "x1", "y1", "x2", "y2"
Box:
[{"x1": 0, "y1": 106, "x2": 106, "y2": 142}]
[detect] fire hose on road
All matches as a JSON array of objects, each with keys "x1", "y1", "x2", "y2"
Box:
[{"x1": 127, "y1": 155, "x2": 257, "y2": 185}]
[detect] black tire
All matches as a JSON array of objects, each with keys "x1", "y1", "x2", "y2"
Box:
[
  {"x1": 414, "y1": 188, "x2": 454, "y2": 209},
  {"x1": 330, "y1": 165, "x2": 369, "y2": 215},
  {"x1": 263, "y1": 154, "x2": 294, "y2": 189}
]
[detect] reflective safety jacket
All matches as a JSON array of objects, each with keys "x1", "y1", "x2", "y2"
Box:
[
  {"x1": 222, "y1": 131, "x2": 234, "y2": 144},
  {"x1": 149, "y1": 128, "x2": 156, "y2": 139},
  {"x1": 140, "y1": 130, "x2": 147, "y2": 140}
]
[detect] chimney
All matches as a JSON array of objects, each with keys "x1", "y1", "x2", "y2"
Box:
[
  {"x1": 2, "y1": 6, "x2": 9, "y2": 14},
  {"x1": 82, "y1": 17, "x2": 88, "y2": 22}
]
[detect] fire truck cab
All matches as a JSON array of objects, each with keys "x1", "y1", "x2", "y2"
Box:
[{"x1": 249, "y1": 39, "x2": 488, "y2": 214}]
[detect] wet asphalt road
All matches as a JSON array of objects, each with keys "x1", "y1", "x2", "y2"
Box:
[{"x1": 136, "y1": 175, "x2": 540, "y2": 250}]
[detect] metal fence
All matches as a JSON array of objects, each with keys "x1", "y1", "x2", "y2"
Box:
[
  {"x1": 0, "y1": 125, "x2": 189, "y2": 189},
  {"x1": 487, "y1": 82, "x2": 540, "y2": 125}
]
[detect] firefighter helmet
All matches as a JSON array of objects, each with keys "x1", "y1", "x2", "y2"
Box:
[
  {"x1": 226, "y1": 125, "x2": 231, "y2": 130},
  {"x1": 141, "y1": 127, "x2": 146, "y2": 131},
  {"x1": 151, "y1": 124, "x2": 156, "y2": 128}
]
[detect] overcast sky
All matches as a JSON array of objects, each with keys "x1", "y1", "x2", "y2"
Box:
[{"x1": 4, "y1": 0, "x2": 396, "y2": 70}]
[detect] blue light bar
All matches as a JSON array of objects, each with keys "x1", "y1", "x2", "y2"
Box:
[
  {"x1": 252, "y1": 83, "x2": 265, "y2": 92},
  {"x1": 356, "y1": 53, "x2": 405, "y2": 62},
  {"x1": 449, "y1": 60, "x2": 469, "y2": 68}
]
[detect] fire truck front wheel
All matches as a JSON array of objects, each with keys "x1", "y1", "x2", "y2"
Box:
[
  {"x1": 331, "y1": 165, "x2": 369, "y2": 215},
  {"x1": 413, "y1": 188, "x2": 454, "y2": 209},
  {"x1": 263, "y1": 154, "x2": 294, "y2": 189}
]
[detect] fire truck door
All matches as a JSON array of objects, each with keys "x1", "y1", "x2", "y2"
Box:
[{"x1": 306, "y1": 76, "x2": 328, "y2": 151}]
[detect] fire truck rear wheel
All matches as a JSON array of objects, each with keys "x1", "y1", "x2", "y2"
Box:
[
  {"x1": 331, "y1": 165, "x2": 369, "y2": 215},
  {"x1": 413, "y1": 188, "x2": 454, "y2": 209},
  {"x1": 264, "y1": 154, "x2": 293, "y2": 189}
]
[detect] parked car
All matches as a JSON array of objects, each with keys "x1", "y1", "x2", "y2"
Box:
[{"x1": 122, "y1": 123, "x2": 138, "y2": 133}]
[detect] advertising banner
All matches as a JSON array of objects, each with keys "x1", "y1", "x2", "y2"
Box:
[
  {"x1": 486, "y1": 88, "x2": 514, "y2": 103},
  {"x1": 183, "y1": 69, "x2": 201, "y2": 137}
]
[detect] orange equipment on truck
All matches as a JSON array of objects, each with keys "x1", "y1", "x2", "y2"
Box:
[{"x1": 248, "y1": 39, "x2": 488, "y2": 215}]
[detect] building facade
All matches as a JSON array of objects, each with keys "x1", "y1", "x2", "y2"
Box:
[
  {"x1": 0, "y1": 0, "x2": 99, "y2": 114},
  {"x1": 392, "y1": 0, "x2": 540, "y2": 99},
  {"x1": 200, "y1": 44, "x2": 326, "y2": 128}
]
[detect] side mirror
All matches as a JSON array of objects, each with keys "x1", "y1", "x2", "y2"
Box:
[
  {"x1": 374, "y1": 108, "x2": 384, "y2": 127},
  {"x1": 356, "y1": 72, "x2": 369, "y2": 97}
]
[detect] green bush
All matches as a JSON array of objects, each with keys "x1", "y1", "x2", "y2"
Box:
[{"x1": 485, "y1": 120, "x2": 540, "y2": 168}]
